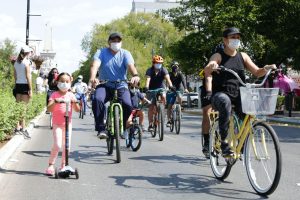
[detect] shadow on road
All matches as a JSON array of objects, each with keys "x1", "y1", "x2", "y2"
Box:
[
  {"x1": 110, "y1": 173, "x2": 264, "y2": 199},
  {"x1": 0, "y1": 167, "x2": 46, "y2": 177},
  {"x1": 130, "y1": 154, "x2": 209, "y2": 167},
  {"x1": 273, "y1": 126, "x2": 300, "y2": 143}
]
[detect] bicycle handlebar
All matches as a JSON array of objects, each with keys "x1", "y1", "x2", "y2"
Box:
[{"x1": 218, "y1": 65, "x2": 273, "y2": 88}]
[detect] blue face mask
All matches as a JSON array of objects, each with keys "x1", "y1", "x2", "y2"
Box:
[{"x1": 154, "y1": 63, "x2": 162, "y2": 69}]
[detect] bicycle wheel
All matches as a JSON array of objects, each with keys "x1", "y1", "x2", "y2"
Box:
[
  {"x1": 244, "y1": 121, "x2": 282, "y2": 196},
  {"x1": 175, "y1": 104, "x2": 181, "y2": 134},
  {"x1": 209, "y1": 118, "x2": 232, "y2": 180},
  {"x1": 106, "y1": 134, "x2": 114, "y2": 155},
  {"x1": 50, "y1": 113, "x2": 53, "y2": 129},
  {"x1": 129, "y1": 125, "x2": 142, "y2": 151},
  {"x1": 113, "y1": 106, "x2": 121, "y2": 163},
  {"x1": 150, "y1": 114, "x2": 157, "y2": 138},
  {"x1": 157, "y1": 104, "x2": 164, "y2": 141},
  {"x1": 80, "y1": 100, "x2": 84, "y2": 119}
]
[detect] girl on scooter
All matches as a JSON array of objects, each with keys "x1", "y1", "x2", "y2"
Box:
[{"x1": 45, "y1": 72, "x2": 80, "y2": 176}]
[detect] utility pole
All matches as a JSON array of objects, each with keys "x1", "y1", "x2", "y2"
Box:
[{"x1": 26, "y1": 0, "x2": 41, "y2": 45}]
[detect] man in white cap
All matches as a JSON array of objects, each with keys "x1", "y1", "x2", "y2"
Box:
[{"x1": 72, "y1": 75, "x2": 88, "y2": 115}]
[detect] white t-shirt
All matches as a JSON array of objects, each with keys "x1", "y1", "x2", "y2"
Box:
[
  {"x1": 36, "y1": 76, "x2": 44, "y2": 92},
  {"x1": 14, "y1": 58, "x2": 31, "y2": 84},
  {"x1": 73, "y1": 82, "x2": 88, "y2": 94}
]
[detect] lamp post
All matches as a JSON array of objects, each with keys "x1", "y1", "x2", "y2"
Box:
[{"x1": 26, "y1": 0, "x2": 41, "y2": 45}]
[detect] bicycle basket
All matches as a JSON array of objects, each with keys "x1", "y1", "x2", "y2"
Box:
[{"x1": 240, "y1": 87, "x2": 279, "y2": 115}]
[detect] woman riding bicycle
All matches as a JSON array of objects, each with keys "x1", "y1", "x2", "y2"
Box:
[
  {"x1": 145, "y1": 55, "x2": 174, "y2": 132},
  {"x1": 204, "y1": 27, "x2": 276, "y2": 156}
]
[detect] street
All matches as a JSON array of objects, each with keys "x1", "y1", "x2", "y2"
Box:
[{"x1": 0, "y1": 110, "x2": 299, "y2": 200}]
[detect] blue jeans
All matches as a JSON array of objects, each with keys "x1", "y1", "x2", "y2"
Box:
[
  {"x1": 92, "y1": 85, "x2": 132, "y2": 132},
  {"x1": 76, "y1": 93, "x2": 87, "y2": 114}
]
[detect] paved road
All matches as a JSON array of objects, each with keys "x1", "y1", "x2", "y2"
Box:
[{"x1": 0, "y1": 110, "x2": 300, "y2": 200}]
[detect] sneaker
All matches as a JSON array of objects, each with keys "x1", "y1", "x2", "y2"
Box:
[
  {"x1": 97, "y1": 131, "x2": 108, "y2": 139},
  {"x1": 14, "y1": 128, "x2": 22, "y2": 135},
  {"x1": 148, "y1": 124, "x2": 154, "y2": 132},
  {"x1": 21, "y1": 129, "x2": 31, "y2": 139},
  {"x1": 166, "y1": 120, "x2": 171, "y2": 127},
  {"x1": 45, "y1": 166, "x2": 55, "y2": 176},
  {"x1": 202, "y1": 141, "x2": 210, "y2": 159},
  {"x1": 221, "y1": 141, "x2": 234, "y2": 157}
]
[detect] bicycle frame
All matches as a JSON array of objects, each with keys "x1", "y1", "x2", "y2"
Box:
[{"x1": 106, "y1": 89, "x2": 123, "y2": 136}]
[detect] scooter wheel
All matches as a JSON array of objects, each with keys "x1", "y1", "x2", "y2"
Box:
[
  {"x1": 75, "y1": 168, "x2": 79, "y2": 179},
  {"x1": 54, "y1": 167, "x2": 59, "y2": 179}
]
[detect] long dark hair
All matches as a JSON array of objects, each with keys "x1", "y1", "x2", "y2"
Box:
[
  {"x1": 47, "y1": 68, "x2": 59, "y2": 90},
  {"x1": 16, "y1": 49, "x2": 29, "y2": 63}
]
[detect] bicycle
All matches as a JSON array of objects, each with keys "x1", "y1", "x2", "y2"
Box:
[
  {"x1": 125, "y1": 103, "x2": 147, "y2": 151},
  {"x1": 147, "y1": 88, "x2": 165, "y2": 141},
  {"x1": 76, "y1": 93, "x2": 85, "y2": 119},
  {"x1": 98, "y1": 80, "x2": 126, "y2": 163},
  {"x1": 209, "y1": 66, "x2": 282, "y2": 196},
  {"x1": 167, "y1": 90, "x2": 182, "y2": 134}
]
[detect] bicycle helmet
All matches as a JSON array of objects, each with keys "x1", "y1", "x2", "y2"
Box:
[
  {"x1": 152, "y1": 55, "x2": 164, "y2": 63},
  {"x1": 171, "y1": 61, "x2": 179, "y2": 67}
]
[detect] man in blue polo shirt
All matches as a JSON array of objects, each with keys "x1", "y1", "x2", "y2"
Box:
[{"x1": 89, "y1": 32, "x2": 140, "y2": 139}]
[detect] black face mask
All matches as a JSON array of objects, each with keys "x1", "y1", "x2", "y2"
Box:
[{"x1": 172, "y1": 66, "x2": 178, "y2": 73}]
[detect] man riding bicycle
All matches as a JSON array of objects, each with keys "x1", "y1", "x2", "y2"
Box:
[
  {"x1": 166, "y1": 61, "x2": 189, "y2": 127},
  {"x1": 89, "y1": 32, "x2": 140, "y2": 139},
  {"x1": 145, "y1": 55, "x2": 174, "y2": 132},
  {"x1": 72, "y1": 75, "x2": 88, "y2": 115},
  {"x1": 204, "y1": 27, "x2": 276, "y2": 156}
]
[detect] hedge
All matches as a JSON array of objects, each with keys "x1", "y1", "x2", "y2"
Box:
[{"x1": 0, "y1": 91, "x2": 45, "y2": 141}]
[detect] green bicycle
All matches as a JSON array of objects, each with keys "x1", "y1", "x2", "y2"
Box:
[
  {"x1": 99, "y1": 80, "x2": 127, "y2": 163},
  {"x1": 209, "y1": 66, "x2": 281, "y2": 196}
]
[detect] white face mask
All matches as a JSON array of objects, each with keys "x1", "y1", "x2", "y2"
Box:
[
  {"x1": 78, "y1": 79, "x2": 82, "y2": 83},
  {"x1": 110, "y1": 42, "x2": 122, "y2": 52},
  {"x1": 57, "y1": 82, "x2": 70, "y2": 92},
  {"x1": 154, "y1": 63, "x2": 162, "y2": 70},
  {"x1": 228, "y1": 39, "x2": 240, "y2": 50}
]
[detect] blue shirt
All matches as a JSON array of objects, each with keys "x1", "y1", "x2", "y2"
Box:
[
  {"x1": 130, "y1": 90, "x2": 144, "y2": 109},
  {"x1": 93, "y1": 47, "x2": 134, "y2": 89}
]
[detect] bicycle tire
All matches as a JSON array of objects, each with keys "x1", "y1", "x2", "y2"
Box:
[
  {"x1": 130, "y1": 125, "x2": 142, "y2": 151},
  {"x1": 175, "y1": 104, "x2": 181, "y2": 134},
  {"x1": 114, "y1": 106, "x2": 121, "y2": 163},
  {"x1": 106, "y1": 134, "x2": 114, "y2": 155},
  {"x1": 81, "y1": 100, "x2": 84, "y2": 119},
  {"x1": 158, "y1": 104, "x2": 164, "y2": 141},
  {"x1": 50, "y1": 113, "x2": 53, "y2": 129},
  {"x1": 151, "y1": 114, "x2": 157, "y2": 138},
  {"x1": 209, "y1": 117, "x2": 232, "y2": 180},
  {"x1": 244, "y1": 121, "x2": 282, "y2": 196}
]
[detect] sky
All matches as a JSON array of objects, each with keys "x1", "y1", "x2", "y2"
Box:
[{"x1": 0, "y1": 0, "x2": 148, "y2": 74}]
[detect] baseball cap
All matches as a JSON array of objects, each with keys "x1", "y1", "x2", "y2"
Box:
[
  {"x1": 22, "y1": 45, "x2": 33, "y2": 53},
  {"x1": 78, "y1": 75, "x2": 83, "y2": 79},
  {"x1": 108, "y1": 32, "x2": 122, "y2": 41},
  {"x1": 223, "y1": 27, "x2": 242, "y2": 37}
]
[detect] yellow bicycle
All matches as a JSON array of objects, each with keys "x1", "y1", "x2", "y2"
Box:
[{"x1": 209, "y1": 66, "x2": 282, "y2": 196}]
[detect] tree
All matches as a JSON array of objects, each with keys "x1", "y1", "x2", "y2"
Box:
[
  {"x1": 0, "y1": 39, "x2": 16, "y2": 89},
  {"x1": 79, "y1": 13, "x2": 185, "y2": 85}
]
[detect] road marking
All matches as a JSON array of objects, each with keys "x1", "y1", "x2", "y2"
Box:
[{"x1": 9, "y1": 159, "x2": 19, "y2": 162}]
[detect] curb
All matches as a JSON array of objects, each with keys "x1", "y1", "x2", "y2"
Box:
[{"x1": 0, "y1": 108, "x2": 46, "y2": 168}]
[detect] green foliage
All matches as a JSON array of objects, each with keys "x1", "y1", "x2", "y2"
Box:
[
  {"x1": 80, "y1": 13, "x2": 184, "y2": 86},
  {"x1": 0, "y1": 91, "x2": 45, "y2": 141},
  {"x1": 164, "y1": 0, "x2": 300, "y2": 72},
  {"x1": 0, "y1": 39, "x2": 16, "y2": 89},
  {"x1": 276, "y1": 95, "x2": 285, "y2": 110}
]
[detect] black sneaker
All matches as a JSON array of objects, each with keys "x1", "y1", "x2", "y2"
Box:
[
  {"x1": 21, "y1": 129, "x2": 31, "y2": 139},
  {"x1": 202, "y1": 141, "x2": 210, "y2": 159},
  {"x1": 166, "y1": 120, "x2": 171, "y2": 127},
  {"x1": 97, "y1": 131, "x2": 108, "y2": 139},
  {"x1": 148, "y1": 124, "x2": 154, "y2": 132},
  {"x1": 221, "y1": 141, "x2": 234, "y2": 157}
]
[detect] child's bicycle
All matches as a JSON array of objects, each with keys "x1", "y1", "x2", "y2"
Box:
[
  {"x1": 209, "y1": 66, "x2": 282, "y2": 196},
  {"x1": 98, "y1": 80, "x2": 126, "y2": 163},
  {"x1": 147, "y1": 88, "x2": 165, "y2": 141}
]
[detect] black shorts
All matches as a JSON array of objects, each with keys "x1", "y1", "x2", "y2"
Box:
[
  {"x1": 200, "y1": 86, "x2": 211, "y2": 108},
  {"x1": 15, "y1": 84, "x2": 30, "y2": 95}
]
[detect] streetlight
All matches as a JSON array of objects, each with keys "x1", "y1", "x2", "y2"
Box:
[{"x1": 26, "y1": 0, "x2": 41, "y2": 45}]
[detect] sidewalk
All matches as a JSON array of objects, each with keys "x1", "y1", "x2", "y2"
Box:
[{"x1": 182, "y1": 108, "x2": 300, "y2": 126}]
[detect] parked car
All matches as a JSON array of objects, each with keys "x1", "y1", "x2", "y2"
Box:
[{"x1": 182, "y1": 93, "x2": 199, "y2": 107}]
